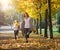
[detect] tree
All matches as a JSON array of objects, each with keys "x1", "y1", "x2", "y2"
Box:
[
  {"x1": 47, "y1": 0, "x2": 53, "y2": 39},
  {"x1": 56, "y1": 11, "x2": 60, "y2": 33},
  {"x1": 44, "y1": 9, "x2": 48, "y2": 38},
  {"x1": 11, "y1": 0, "x2": 60, "y2": 38},
  {"x1": 0, "y1": 11, "x2": 6, "y2": 26}
]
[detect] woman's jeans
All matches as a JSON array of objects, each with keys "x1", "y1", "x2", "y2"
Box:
[{"x1": 24, "y1": 28, "x2": 32, "y2": 38}]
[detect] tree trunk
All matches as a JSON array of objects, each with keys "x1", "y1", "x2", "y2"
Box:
[
  {"x1": 39, "y1": 3, "x2": 42, "y2": 35},
  {"x1": 47, "y1": 0, "x2": 53, "y2": 39},
  {"x1": 58, "y1": 18, "x2": 60, "y2": 33},
  {"x1": 40, "y1": 13, "x2": 42, "y2": 35},
  {"x1": 36, "y1": 18, "x2": 38, "y2": 34},
  {"x1": 44, "y1": 9, "x2": 48, "y2": 38},
  {"x1": 58, "y1": 27, "x2": 60, "y2": 33}
]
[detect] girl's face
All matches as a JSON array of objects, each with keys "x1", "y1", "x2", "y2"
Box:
[{"x1": 15, "y1": 20, "x2": 18, "y2": 23}]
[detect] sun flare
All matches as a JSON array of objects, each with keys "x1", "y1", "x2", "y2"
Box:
[{"x1": 0, "y1": 0, "x2": 12, "y2": 10}]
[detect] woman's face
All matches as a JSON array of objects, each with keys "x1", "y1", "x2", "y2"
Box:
[
  {"x1": 24, "y1": 13, "x2": 29, "y2": 18},
  {"x1": 25, "y1": 14, "x2": 28, "y2": 17}
]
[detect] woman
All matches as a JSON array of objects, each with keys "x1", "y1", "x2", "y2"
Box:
[
  {"x1": 22, "y1": 12, "x2": 33, "y2": 43},
  {"x1": 13, "y1": 20, "x2": 19, "y2": 40}
]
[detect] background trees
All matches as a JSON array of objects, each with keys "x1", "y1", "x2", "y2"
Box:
[
  {"x1": 0, "y1": 0, "x2": 60, "y2": 38},
  {"x1": 11, "y1": 0, "x2": 60, "y2": 38}
]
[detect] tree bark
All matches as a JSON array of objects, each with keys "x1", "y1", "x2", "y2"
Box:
[
  {"x1": 44, "y1": 9, "x2": 48, "y2": 38},
  {"x1": 40, "y1": 13, "x2": 42, "y2": 35},
  {"x1": 58, "y1": 26, "x2": 60, "y2": 33},
  {"x1": 47, "y1": 0, "x2": 53, "y2": 39},
  {"x1": 36, "y1": 18, "x2": 38, "y2": 34},
  {"x1": 40, "y1": 3, "x2": 42, "y2": 35}
]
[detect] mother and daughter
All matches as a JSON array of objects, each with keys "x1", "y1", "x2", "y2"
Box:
[{"x1": 13, "y1": 12, "x2": 33, "y2": 43}]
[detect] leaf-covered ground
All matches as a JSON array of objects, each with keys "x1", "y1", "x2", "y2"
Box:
[{"x1": 0, "y1": 33, "x2": 60, "y2": 50}]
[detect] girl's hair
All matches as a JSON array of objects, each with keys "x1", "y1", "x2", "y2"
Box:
[
  {"x1": 14, "y1": 20, "x2": 19, "y2": 26},
  {"x1": 24, "y1": 12, "x2": 29, "y2": 17},
  {"x1": 14, "y1": 20, "x2": 18, "y2": 23}
]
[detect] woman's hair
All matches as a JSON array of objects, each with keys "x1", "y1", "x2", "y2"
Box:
[{"x1": 23, "y1": 12, "x2": 29, "y2": 17}]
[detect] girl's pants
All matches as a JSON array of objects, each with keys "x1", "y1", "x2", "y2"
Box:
[{"x1": 14, "y1": 30, "x2": 19, "y2": 39}]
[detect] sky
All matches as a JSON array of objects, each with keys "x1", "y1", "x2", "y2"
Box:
[{"x1": 0, "y1": 0, "x2": 13, "y2": 10}]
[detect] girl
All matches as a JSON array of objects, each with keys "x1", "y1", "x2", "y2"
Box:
[{"x1": 13, "y1": 20, "x2": 19, "y2": 40}]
